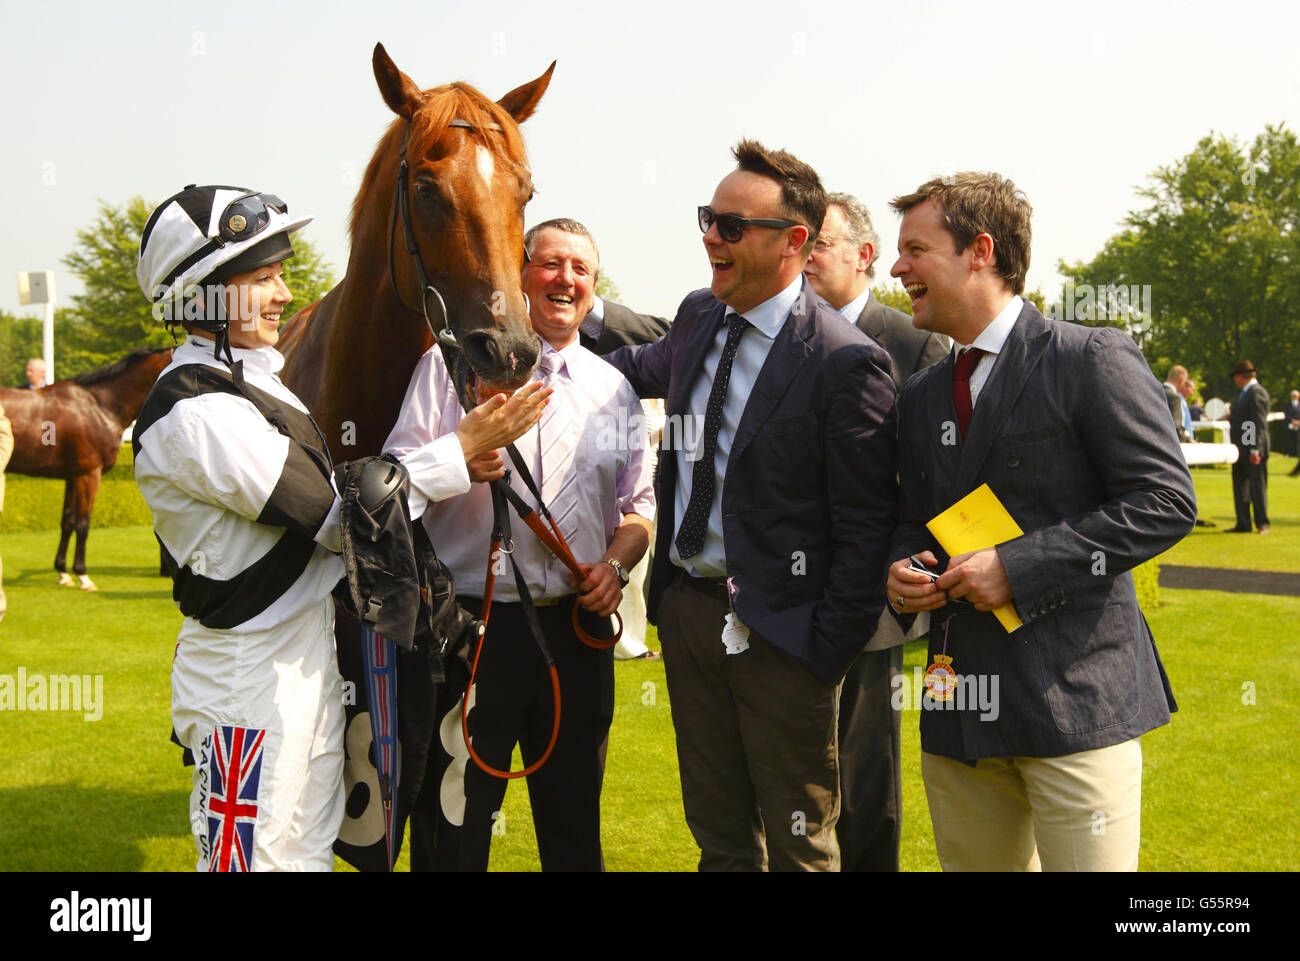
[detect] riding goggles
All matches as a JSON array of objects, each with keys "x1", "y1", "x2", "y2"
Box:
[
  {"x1": 219, "y1": 192, "x2": 290, "y2": 244},
  {"x1": 698, "y1": 205, "x2": 801, "y2": 244}
]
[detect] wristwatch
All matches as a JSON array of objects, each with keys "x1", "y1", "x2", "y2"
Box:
[{"x1": 604, "y1": 558, "x2": 630, "y2": 587}]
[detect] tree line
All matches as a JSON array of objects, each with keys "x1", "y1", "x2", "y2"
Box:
[
  {"x1": 1, "y1": 196, "x2": 335, "y2": 387},
  {"x1": 10, "y1": 125, "x2": 1296, "y2": 405}
]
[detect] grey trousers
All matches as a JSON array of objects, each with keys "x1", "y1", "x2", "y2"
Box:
[{"x1": 657, "y1": 571, "x2": 841, "y2": 871}]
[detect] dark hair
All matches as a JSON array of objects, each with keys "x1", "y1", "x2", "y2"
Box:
[
  {"x1": 732, "y1": 139, "x2": 826, "y2": 252},
  {"x1": 889, "y1": 172, "x2": 1032, "y2": 295},
  {"x1": 524, "y1": 218, "x2": 600, "y2": 266}
]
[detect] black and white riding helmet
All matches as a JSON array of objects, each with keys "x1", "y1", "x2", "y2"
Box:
[{"x1": 137, "y1": 184, "x2": 311, "y2": 338}]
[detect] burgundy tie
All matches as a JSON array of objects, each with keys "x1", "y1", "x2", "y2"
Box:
[{"x1": 952, "y1": 348, "x2": 985, "y2": 439}]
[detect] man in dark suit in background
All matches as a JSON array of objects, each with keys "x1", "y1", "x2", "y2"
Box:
[
  {"x1": 884, "y1": 172, "x2": 1195, "y2": 871},
  {"x1": 805, "y1": 192, "x2": 951, "y2": 388},
  {"x1": 1227, "y1": 360, "x2": 1271, "y2": 532},
  {"x1": 804, "y1": 190, "x2": 949, "y2": 871},
  {"x1": 607, "y1": 140, "x2": 898, "y2": 871},
  {"x1": 581, "y1": 295, "x2": 670, "y2": 354}
]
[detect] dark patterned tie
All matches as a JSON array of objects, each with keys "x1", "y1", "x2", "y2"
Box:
[
  {"x1": 675, "y1": 312, "x2": 749, "y2": 559},
  {"x1": 952, "y1": 347, "x2": 986, "y2": 439}
]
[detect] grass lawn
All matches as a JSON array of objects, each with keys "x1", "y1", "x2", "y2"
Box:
[
  {"x1": 1157, "y1": 455, "x2": 1300, "y2": 571},
  {"x1": 0, "y1": 457, "x2": 1296, "y2": 871}
]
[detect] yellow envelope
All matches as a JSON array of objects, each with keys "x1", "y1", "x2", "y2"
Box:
[{"x1": 926, "y1": 483, "x2": 1024, "y2": 632}]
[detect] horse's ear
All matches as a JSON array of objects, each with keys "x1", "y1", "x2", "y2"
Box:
[
  {"x1": 497, "y1": 61, "x2": 555, "y2": 123},
  {"x1": 373, "y1": 42, "x2": 424, "y2": 121}
]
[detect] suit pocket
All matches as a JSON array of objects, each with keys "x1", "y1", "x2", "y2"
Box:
[
  {"x1": 1033, "y1": 602, "x2": 1141, "y2": 735},
  {"x1": 738, "y1": 413, "x2": 825, "y2": 504}
]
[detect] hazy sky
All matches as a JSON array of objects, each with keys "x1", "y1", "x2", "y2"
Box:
[{"x1": 3, "y1": 0, "x2": 1297, "y2": 325}]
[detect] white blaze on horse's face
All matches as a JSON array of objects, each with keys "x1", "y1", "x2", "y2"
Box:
[{"x1": 476, "y1": 146, "x2": 495, "y2": 190}]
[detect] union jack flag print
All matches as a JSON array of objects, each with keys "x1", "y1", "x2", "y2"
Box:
[{"x1": 206, "y1": 724, "x2": 266, "y2": 872}]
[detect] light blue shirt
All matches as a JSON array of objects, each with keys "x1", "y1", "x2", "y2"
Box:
[
  {"x1": 670, "y1": 274, "x2": 803, "y2": 578},
  {"x1": 837, "y1": 287, "x2": 871, "y2": 324}
]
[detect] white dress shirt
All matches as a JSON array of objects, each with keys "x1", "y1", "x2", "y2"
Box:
[
  {"x1": 955, "y1": 295, "x2": 1023, "y2": 409},
  {"x1": 384, "y1": 340, "x2": 655, "y2": 601},
  {"x1": 669, "y1": 274, "x2": 802, "y2": 578}
]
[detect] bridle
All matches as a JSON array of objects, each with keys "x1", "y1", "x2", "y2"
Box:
[{"x1": 386, "y1": 115, "x2": 622, "y2": 781}]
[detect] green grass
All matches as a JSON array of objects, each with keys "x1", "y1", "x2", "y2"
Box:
[
  {"x1": 1, "y1": 454, "x2": 1297, "y2": 870},
  {"x1": 1157, "y1": 455, "x2": 1300, "y2": 571}
]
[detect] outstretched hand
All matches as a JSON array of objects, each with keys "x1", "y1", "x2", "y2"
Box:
[{"x1": 455, "y1": 380, "x2": 551, "y2": 462}]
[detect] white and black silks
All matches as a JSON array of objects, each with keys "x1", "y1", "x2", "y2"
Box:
[
  {"x1": 134, "y1": 339, "x2": 348, "y2": 870},
  {"x1": 134, "y1": 362, "x2": 339, "y2": 629}
]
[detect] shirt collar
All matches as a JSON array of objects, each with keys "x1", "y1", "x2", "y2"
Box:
[
  {"x1": 727, "y1": 274, "x2": 803, "y2": 338},
  {"x1": 837, "y1": 287, "x2": 871, "y2": 324},
  {"x1": 179, "y1": 336, "x2": 285, "y2": 376},
  {"x1": 957, "y1": 295, "x2": 1023, "y2": 356},
  {"x1": 540, "y1": 337, "x2": 584, "y2": 379}
]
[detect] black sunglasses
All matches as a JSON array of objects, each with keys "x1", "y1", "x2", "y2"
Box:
[
  {"x1": 219, "y1": 192, "x2": 289, "y2": 244},
  {"x1": 698, "y1": 206, "x2": 800, "y2": 244}
]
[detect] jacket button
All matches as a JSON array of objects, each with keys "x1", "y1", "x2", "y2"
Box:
[
  {"x1": 919, "y1": 470, "x2": 927, "y2": 484},
  {"x1": 1007, "y1": 455, "x2": 1021, "y2": 469}
]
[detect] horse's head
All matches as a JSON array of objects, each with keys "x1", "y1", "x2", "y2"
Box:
[{"x1": 370, "y1": 43, "x2": 551, "y2": 393}]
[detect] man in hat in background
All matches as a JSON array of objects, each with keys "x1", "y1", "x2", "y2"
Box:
[{"x1": 1227, "y1": 360, "x2": 1271, "y2": 533}]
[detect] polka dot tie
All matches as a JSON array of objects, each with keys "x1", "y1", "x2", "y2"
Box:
[{"x1": 675, "y1": 312, "x2": 749, "y2": 559}]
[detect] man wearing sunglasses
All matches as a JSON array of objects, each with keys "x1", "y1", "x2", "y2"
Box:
[{"x1": 607, "y1": 140, "x2": 898, "y2": 871}]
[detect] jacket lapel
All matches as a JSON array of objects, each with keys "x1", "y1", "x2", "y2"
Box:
[
  {"x1": 667, "y1": 298, "x2": 726, "y2": 419},
  {"x1": 856, "y1": 296, "x2": 885, "y2": 340},
  {"x1": 730, "y1": 282, "x2": 815, "y2": 467},
  {"x1": 953, "y1": 302, "x2": 1051, "y2": 495}
]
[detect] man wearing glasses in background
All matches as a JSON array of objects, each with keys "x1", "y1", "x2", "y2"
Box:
[
  {"x1": 606, "y1": 140, "x2": 898, "y2": 871},
  {"x1": 804, "y1": 191, "x2": 950, "y2": 872}
]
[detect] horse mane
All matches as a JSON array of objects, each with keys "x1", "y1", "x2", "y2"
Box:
[
  {"x1": 71, "y1": 347, "x2": 171, "y2": 386},
  {"x1": 348, "y1": 82, "x2": 528, "y2": 246}
]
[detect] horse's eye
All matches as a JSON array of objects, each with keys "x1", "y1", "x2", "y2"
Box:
[{"x1": 414, "y1": 180, "x2": 437, "y2": 201}]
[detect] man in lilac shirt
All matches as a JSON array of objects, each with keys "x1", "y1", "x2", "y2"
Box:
[{"x1": 384, "y1": 218, "x2": 654, "y2": 871}]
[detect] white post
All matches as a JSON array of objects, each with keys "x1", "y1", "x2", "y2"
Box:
[{"x1": 16, "y1": 271, "x2": 56, "y2": 383}]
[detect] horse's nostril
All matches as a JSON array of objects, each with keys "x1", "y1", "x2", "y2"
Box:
[{"x1": 462, "y1": 332, "x2": 499, "y2": 372}]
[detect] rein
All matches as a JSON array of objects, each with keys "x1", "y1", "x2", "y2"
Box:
[{"x1": 387, "y1": 116, "x2": 620, "y2": 782}]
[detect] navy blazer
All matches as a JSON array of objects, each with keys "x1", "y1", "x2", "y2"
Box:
[
  {"x1": 607, "y1": 280, "x2": 898, "y2": 684},
  {"x1": 890, "y1": 302, "x2": 1196, "y2": 760}
]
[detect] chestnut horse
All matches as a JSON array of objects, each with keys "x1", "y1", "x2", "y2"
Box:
[
  {"x1": 279, "y1": 43, "x2": 552, "y2": 458},
  {"x1": 1, "y1": 346, "x2": 173, "y2": 590}
]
